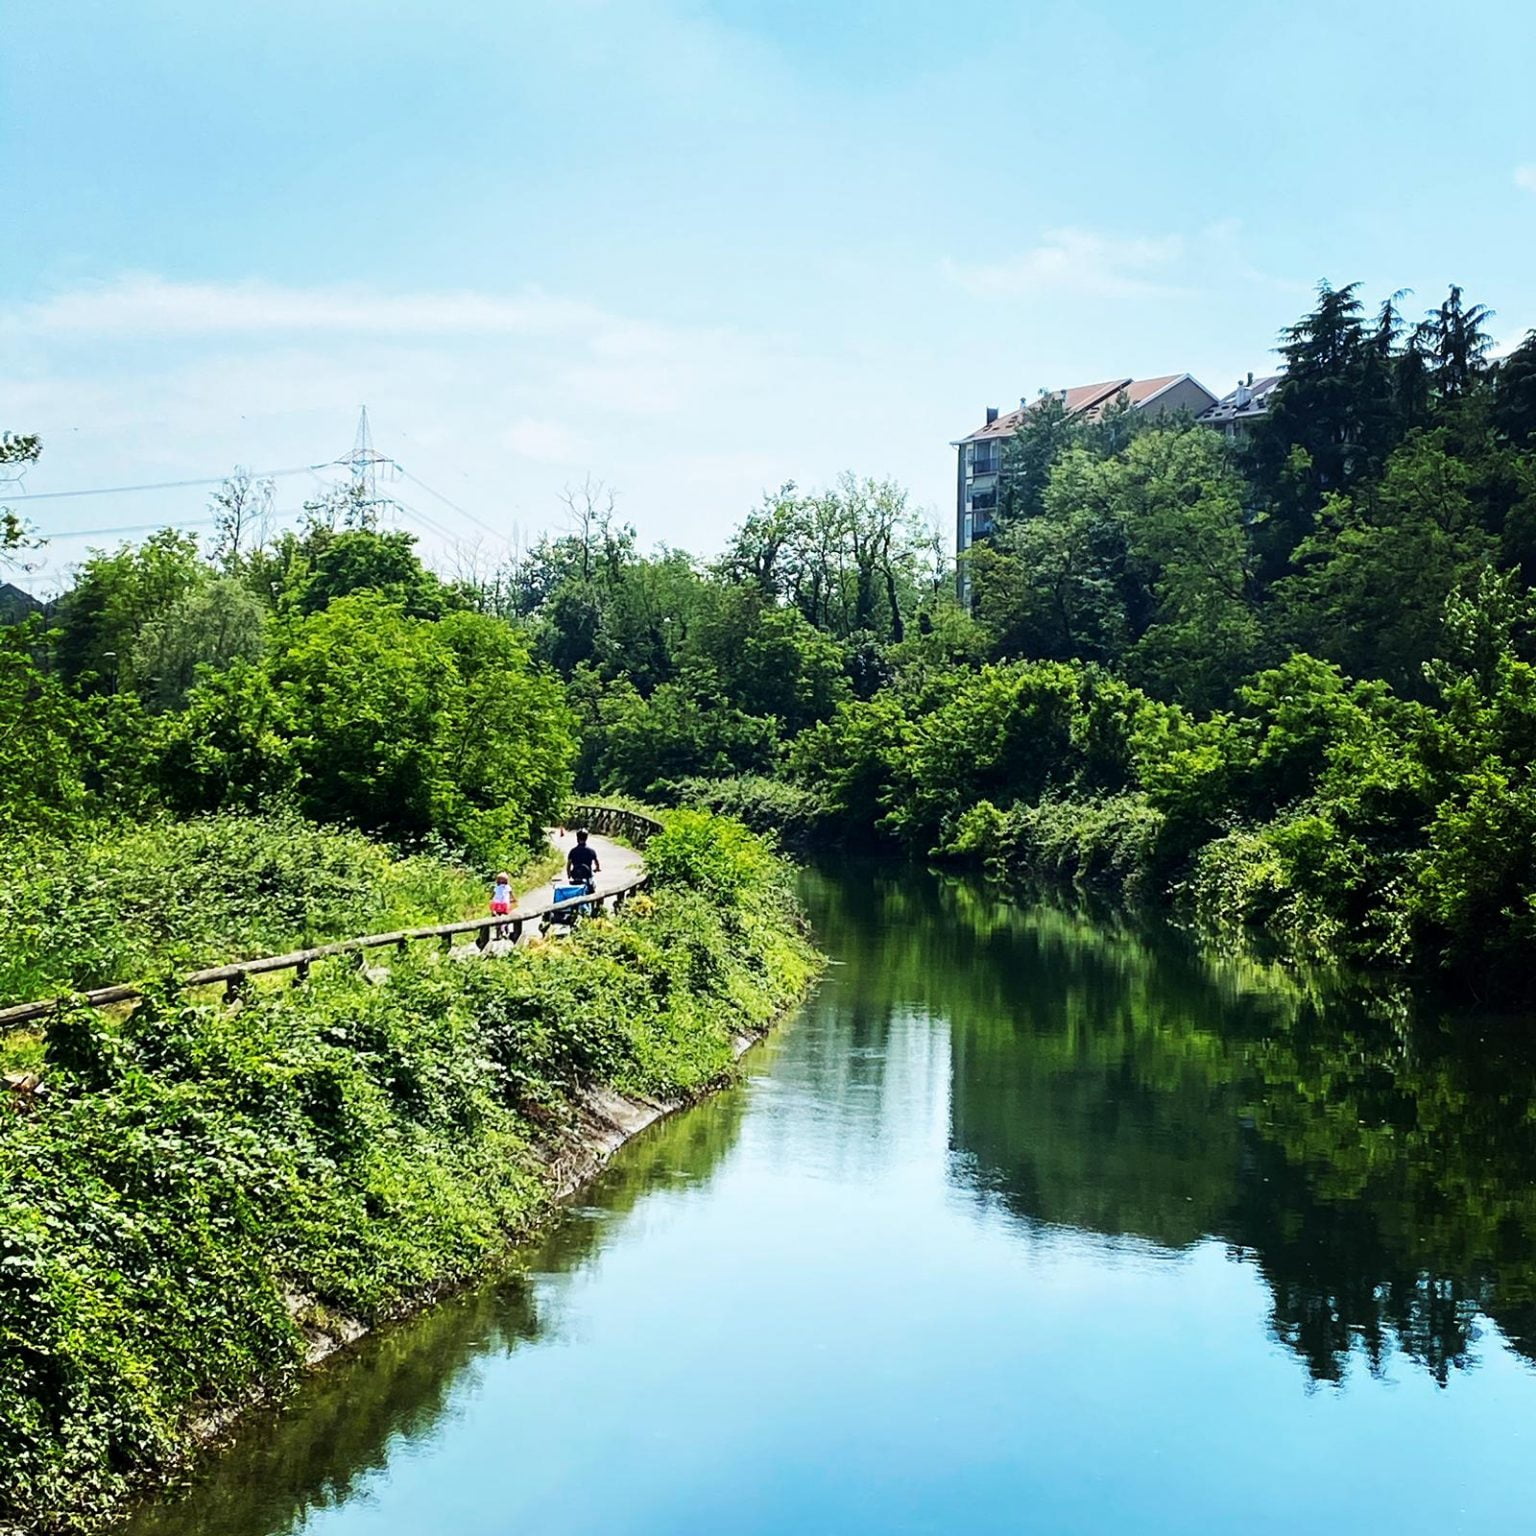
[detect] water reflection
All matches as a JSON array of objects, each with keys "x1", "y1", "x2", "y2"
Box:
[
  {"x1": 123, "y1": 1090, "x2": 752, "y2": 1536},
  {"x1": 125, "y1": 861, "x2": 1536, "y2": 1535},
  {"x1": 800, "y1": 862, "x2": 1536, "y2": 1386}
]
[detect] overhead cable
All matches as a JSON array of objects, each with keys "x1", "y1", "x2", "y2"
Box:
[{"x1": 3, "y1": 465, "x2": 326, "y2": 503}]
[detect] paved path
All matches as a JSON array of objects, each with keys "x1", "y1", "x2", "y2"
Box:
[
  {"x1": 539, "y1": 827, "x2": 644, "y2": 903},
  {"x1": 448, "y1": 829, "x2": 641, "y2": 957}
]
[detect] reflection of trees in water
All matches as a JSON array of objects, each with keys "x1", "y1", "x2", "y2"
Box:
[
  {"x1": 816, "y1": 859, "x2": 1536, "y2": 1386},
  {"x1": 1240, "y1": 1006, "x2": 1536, "y2": 1382},
  {"x1": 121, "y1": 1279, "x2": 541, "y2": 1536},
  {"x1": 123, "y1": 1086, "x2": 751, "y2": 1536}
]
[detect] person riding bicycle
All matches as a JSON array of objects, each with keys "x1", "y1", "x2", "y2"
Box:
[{"x1": 566, "y1": 829, "x2": 601, "y2": 892}]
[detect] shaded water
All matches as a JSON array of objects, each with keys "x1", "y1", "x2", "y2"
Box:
[{"x1": 127, "y1": 863, "x2": 1536, "y2": 1534}]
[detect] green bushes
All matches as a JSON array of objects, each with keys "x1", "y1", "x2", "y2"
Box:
[
  {"x1": 0, "y1": 811, "x2": 820, "y2": 1534},
  {"x1": 1, "y1": 517, "x2": 577, "y2": 872},
  {"x1": 945, "y1": 793, "x2": 1165, "y2": 897},
  {"x1": 0, "y1": 813, "x2": 486, "y2": 1008},
  {"x1": 671, "y1": 774, "x2": 826, "y2": 847},
  {"x1": 643, "y1": 807, "x2": 789, "y2": 907},
  {"x1": 783, "y1": 608, "x2": 1536, "y2": 987}
]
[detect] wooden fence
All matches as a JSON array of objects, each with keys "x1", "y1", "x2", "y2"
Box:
[{"x1": 0, "y1": 806, "x2": 665, "y2": 1031}]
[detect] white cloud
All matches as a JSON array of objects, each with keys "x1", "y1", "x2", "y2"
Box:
[
  {"x1": 1, "y1": 274, "x2": 948, "y2": 593},
  {"x1": 941, "y1": 221, "x2": 1309, "y2": 305},
  {"x1": 942, "y1": 227, "x2": 1186, "y2": 300},
  {"x1": 1, "y1": 275, "x2": 611, "y2": 339},
  {"x1": 501, "y1": 418, "x2": 589, "y2": 463},
  {"x1": 1517, "y1": 164, "x2": 1536, "y2": 194}
]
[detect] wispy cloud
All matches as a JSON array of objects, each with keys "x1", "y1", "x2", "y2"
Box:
[
  {"x1": 1517, "y1": 164, "x2": 1536, "y2": 194},
  {"x1": 2, "y1": 275, "x2": 613, "y2": 339},
  {"x1": 0, "y1": 273, "x2": 934, "y2": 592},
  {"x1": 942, "y1": 227, "x2": 1186, "y2": 300}
]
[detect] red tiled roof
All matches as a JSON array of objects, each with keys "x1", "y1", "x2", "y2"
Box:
[
  {"x1": 1116, "y1": 374, "x2": 1182, "y2": 406},
  {"x1": 957, "y1": 373, "x2": 1201, "y2": 442},
  {"x1": 1060, "y1": 378, "x2": 1133, "y2": 415}
]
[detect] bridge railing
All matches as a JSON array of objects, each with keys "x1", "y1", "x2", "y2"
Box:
[
  {"x1": 566, "y1": 803, "x2": 662, "y2": 848},
  {"x1": 0, "y1": 805, "x2": 667, "y2": 1031}
]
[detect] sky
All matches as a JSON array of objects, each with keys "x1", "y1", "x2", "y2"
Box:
[{"x1": 2, "y1": 0, "x2": 1534, "y2": 592}]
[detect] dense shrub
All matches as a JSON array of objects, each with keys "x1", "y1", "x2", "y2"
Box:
[
  {"x1": 783, "y1": 605, "x2": 1536, "y2": 987},
  {"x1": 0, "y1": 813, "x2": 486, "y2": 1007},
  {"x1": 644, "y1": 807, "x2": 787, "y2": 907},
  {"x1": 0, "y1": 811, "x2": 820, "y2": 1533},
  {"x1": 672, "y1": 773, "x2": 827, "y2": 847},
  {"x1": 946, "y1": 793, "x2": 1165, "y2": 898}
]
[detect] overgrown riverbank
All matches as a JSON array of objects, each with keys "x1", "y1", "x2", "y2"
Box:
[
  {"x1": 0, "y1": 812, "x2": 502, "y2": 1013},
  {"x1": 0, "y1": 811, "x2": 821, "y2": 1536}
]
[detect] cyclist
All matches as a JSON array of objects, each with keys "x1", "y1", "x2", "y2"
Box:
[{"x1": 566, "y1": 829, "x2": 601, "y2": 892}]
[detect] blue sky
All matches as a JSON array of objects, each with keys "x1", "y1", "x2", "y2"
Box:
[{"x1": 3, "y1": 0, "x2": 1534, "y2": 589}]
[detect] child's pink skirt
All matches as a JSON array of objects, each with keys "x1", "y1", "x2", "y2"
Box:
[{"x1": 490, "y1": 900, "x2": 512, "y2": 917}]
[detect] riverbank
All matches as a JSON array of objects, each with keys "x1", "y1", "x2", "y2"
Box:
[
  {"x1": 114, "y1": 859, "x2": 1536, "y2": 1536},
  {"x1": 0, "y1": 812, "x2": 822, "y2": 1536}
]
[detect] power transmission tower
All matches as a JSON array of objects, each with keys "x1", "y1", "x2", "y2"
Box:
[{"x1": 332, "y1": 406, "x2": 398, "y2": 527}]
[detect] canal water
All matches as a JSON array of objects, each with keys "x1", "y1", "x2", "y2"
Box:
[{"x1": 127, "y1": 863, "x2": 1536, "y2": 1534}]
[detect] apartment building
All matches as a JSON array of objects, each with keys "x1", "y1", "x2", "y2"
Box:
[{"x1": 952, "y1": 373, "x2": 1218, "y2": 593}]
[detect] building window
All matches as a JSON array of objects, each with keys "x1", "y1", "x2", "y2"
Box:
[
  {"x1": 969, "y1": 441, "x2": 1001, "y2": 476},
  {"x1": 969, "y1": 486, "x2": 997, "y2": 512}
]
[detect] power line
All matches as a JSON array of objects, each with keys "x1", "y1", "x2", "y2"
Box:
[
  {"x1": 35, "y1": 506, "x2": 315, "y2": 543},
  {"x1": 3, "y1": 465, "x2": 324, "y2": 503},
  {"x1": 37, "y1": 516, "x2": 222, "y2": 541},
  {"x1": 9, "y1": 419, "x2": 515, "y2": 553},
  {"x1": 396, "y1": 467, "x2": 507, "y2": 540},
  {"x1": 391, "y1": 495, "x2": 468, "y2": 547}
]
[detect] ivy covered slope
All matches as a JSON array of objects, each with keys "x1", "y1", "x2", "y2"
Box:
[{"x1": 0, "y1": 810, "x2": 820, "y2": 1536}]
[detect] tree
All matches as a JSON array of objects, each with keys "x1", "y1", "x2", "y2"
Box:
[
  {"x1": 970, "y1": 446, "x2": 1130, "y2": 664},
  {"x1": 716, "y1": 477, "x2": 936, "y2": 644},
  {"x1": 131, "y1": 577, "x2": 267, "y2": 712},
  {"x1": 716, "y1": 485, "x2": 805, "y2": 598},
  {"x1": 0, "y1": 626, "x2": 82, "y2": 836},
  {"x1": 1, "y1": 432, "x2": 42, "y2": 571},
  {"x1": 1246, "y1": 281, "x2": 1394, "y2": 567},
  {"x1": 999, "y1": 392, "x2": 1081, "y2": 524},
  {"x1": 54, "y1": 530, "x2": 206, "y2": 695},
  {"x1": 1275, "y1": 431, "x2": 1497, "y2": 694},
  {"x1": 291, "y1": 528, "x2": 451, "y2": 618},
  {"x1": 155, "y1": 658, "x2": 296, "y2": 813},
  {"x1": 209, "y1": 468, "x2": 274, "y2": 569},
  {"x1": 434, "y1": 609, "x2": 574, "y2": 860},
  {"x1": 272, "y1": 595, "x2": 460, "y2": 839},
  {"x1": 684, "y1": 588, "x2": 848, "y2": 734},
  {"x1": 1416, "y1": 285, "x2": 1495, "y2": 403},
  {"x1": 1493, "y1": 330, "x2": 1536, "y2": 448},
  {"x1": 1109, "y1": 428, "x2": 1260, "y2": 708},
  {"x1": 595, "y1": 682, "x2": 778, "y2": 798}
]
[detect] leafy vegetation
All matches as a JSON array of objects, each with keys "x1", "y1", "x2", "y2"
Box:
[
  {"x1": 0, "y1": 812, "x2": 818, "y2": 1534},
  {"x1": 7, "y1": 279, "x2": 1536, "y2": 984},
  {"x1": 0, "y1": 813, "x2": 491, "y2": 1010},
  {"x1": 4, "y1": 503, "x2": 573, "y2": 870}
]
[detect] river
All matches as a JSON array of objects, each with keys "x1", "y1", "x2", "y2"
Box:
[{"x1": 125, "y1": 861, "x2": 1536, "y2": 1534}]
